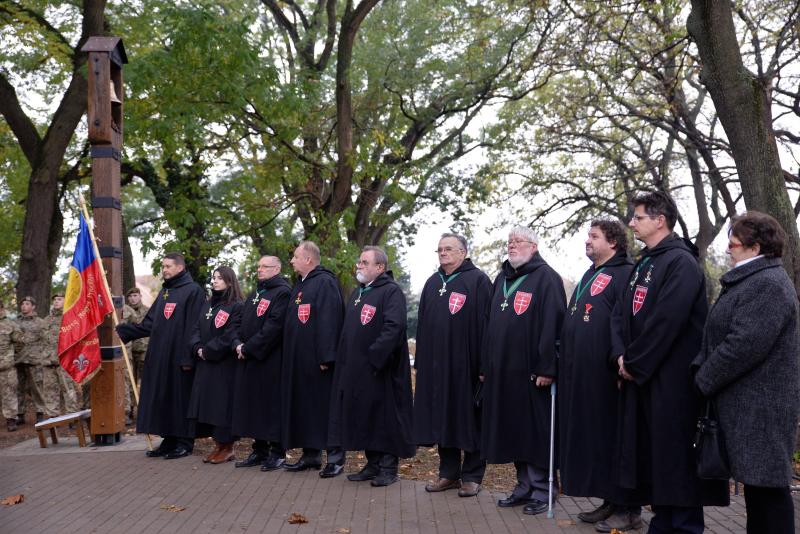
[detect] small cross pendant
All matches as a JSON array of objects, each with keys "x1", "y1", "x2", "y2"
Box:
[{"x1": 500, "y1": 300, "x2": 508, "y2": 311}]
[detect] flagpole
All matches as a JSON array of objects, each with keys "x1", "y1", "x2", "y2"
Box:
[{"x1": 78, "y1": 192, "x2": 153, "y2": 451}]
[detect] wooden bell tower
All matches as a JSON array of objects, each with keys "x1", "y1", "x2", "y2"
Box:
[{"x1": 80, "y1": 36, "x2": 128, "y2": 445}]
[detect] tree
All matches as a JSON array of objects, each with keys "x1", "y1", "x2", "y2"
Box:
[
  {"x1": 687, "y1": 0, "x2": 800, "y2": 293},
  {"x1": 1, "y1": 0, "x2": 107, "y2": 308}
]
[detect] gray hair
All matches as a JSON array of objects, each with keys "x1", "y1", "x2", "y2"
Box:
[
  {"x1": 261, "y1": 255, "x2": 282, "y2": 268},
  {"x1": 298, "y1": 241, "x2": 321, "y2": 263},
  {"x1": 508, "y1": 226, "x2": 539, "y2": 244},
  {"x1": 440, "y1": 233, "x2": 468, "y2": 253},
  {"x1": 362, "y1": 245, "x2": 388, "y2": 268}
]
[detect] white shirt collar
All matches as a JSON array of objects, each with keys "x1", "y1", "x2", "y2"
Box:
[{"x1": 734, "y1": 254, "x2": 764, "y2": 268}]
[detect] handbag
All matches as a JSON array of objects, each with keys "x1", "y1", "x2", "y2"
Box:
[{"x1": 693, "y1": 400, "x2": 730, "y2": 480}]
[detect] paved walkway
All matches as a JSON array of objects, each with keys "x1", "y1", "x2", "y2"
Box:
[{"x1": 0, "y1": 436, "x2": 797, "y2": 533}]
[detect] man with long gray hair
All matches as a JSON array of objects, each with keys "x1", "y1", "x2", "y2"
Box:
[{"x1": 481, "y1": 226, "x2": 566, "y2": 515}]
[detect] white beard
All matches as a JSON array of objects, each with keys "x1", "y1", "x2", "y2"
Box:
[
  {"x1": 356, "y1": 272, "x2": 369, "y2": 284},
  {"x1": 508, "y1": 257, "x2": 526, "y2": 269}
]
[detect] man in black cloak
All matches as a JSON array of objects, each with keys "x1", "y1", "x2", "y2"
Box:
[
  {"x1": 281, "y1": 241, "x2": 346, "y2": 477},
  {"x1": 329, "y1": 246, "x2": 415, "y2": 487},
  {"x1": 232, "y1": 255, "x2": 291, "y2": 470},
  {"x1": 615, "y1": 192, "x2": 728, "y2": 533},
  {"x1": 557, "y1": 220, "x2": 641, "y2": 532},
  {"x1": 413, "y1": 233, "x2": 492, "y2": 497},
  {"x1": 117, "y1": 252, "x2": 205, "y2": 459},
  {"x1": 481, "y1": 226, "x2": 566, "y2": 516}
]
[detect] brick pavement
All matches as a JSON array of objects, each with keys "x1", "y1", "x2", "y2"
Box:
[{"x1": 0, "y1": 437, "x2": 798, "y2": 533}]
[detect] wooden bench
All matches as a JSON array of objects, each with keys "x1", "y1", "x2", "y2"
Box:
[{"x1": 34, "y1": 409, "x2": 92, "y2": 448}]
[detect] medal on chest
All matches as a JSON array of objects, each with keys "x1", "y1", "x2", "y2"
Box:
[
  {"x1": 571, "y1": 268, "x2": 608, "y2": 315},
  {"x1": 354, "y1": 286, "x2": 373, "y2": 306},
  {"x1": 438, "y1": 272, "x2": 461, "y2": 296},
  {"x1": 295, "y1": 291, "x2": 303, "y2": 305},
  {"x1": 501, "y1": 274, "x2": 528, "y2": 312},
  {"x1": 583, "y1": 303, "x2": 592, "y2": 322}
]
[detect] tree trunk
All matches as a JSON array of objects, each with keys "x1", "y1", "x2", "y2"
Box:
[
  {"x1": 121, "y1": 215, "x2": 136, "y2": 293},
  {"x1": 5, "y1": 0, "x2": 108, "y2": 308},
  {"x1": 687, "y1": 1, "x2": 800, "y2": 295}
]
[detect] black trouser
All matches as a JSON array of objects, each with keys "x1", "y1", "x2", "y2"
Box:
[
  {"x1": 438, "y1": 446, "x2": 486, "y2": 484},
  {"x1": 648, "y1": 505, "x2": 703, "y2": 534},
  {"x1": 253, "y1": 439, "x2": 285, "y2": 458},
  {"x1": 196, "y1": 423, "x2": 232, "y2": 444},
  {"x1": 160, "y1": 435, "x2": 194, "y2": 451},
  {"x1": 365, "y1": 450, "x2": 398, "y2": 474},
  {"x1": 300, "y1": 447, "x2": 346, "y2": 466},
  {"x1": 744, "y1": 484, "x2": 794, "y2": 534}
]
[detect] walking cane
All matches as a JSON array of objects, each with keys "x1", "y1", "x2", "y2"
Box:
[{"x1": 547, "y1": 381, "x2": 556, "y2": 518}]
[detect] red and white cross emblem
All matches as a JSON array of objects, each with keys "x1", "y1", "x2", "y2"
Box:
[
  {"x1": 360, "y1": 304, "x2": 376, "y2": 325},
  {"x1": 590, "y1": 273, "x2": 612, "y2": 296},
  {"x1": 214, "y1": 310, "x2": 230, "y2": 328},
  {"x1": 632, "y1": 285, "x2": 648, "y2": 315},
  {"x1": 514, "y1": 291, "x2": 532, "y2": 315},
  {"x1": 163, "y1": 302, "x2": 176, "y2": 319},
  {"x1": 256, "y1": 299, "x2": 271, "y2": 317},
  {"x1": 297, "y1": 304, "x2": 310, "y2": 324},
  {"x1": 448, "y1": 292, "x2": 466, "y2": 315}
]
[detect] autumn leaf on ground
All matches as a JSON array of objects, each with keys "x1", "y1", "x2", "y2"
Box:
[
  {"x1": 159, "y1": 504, "x2": 186, "y2": 512},
  {"x1": 288, "y1": 512, "x2": 308, "y2": 524},
  {"x1": 1, "y1": 494, "x2": 24, "y2": 506},
  {"x1": 399, "y1": 463, "x2": 414, "y2": 473},
  {"x1": 557, "y1": 519, "x2": 576, "y2": 526},
  {"x1": 335, "y1": 529, "x2": 351, "y2": 533}
]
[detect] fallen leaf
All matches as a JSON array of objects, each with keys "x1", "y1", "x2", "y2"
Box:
[
  {"x1": 288, "y1": 512, "x2": 308, "y2": 524},
  {"x1": 1, "y1": 494, "x2": 24, "y2": 506},
  {"x1": 159, "y1": 504, "x2": 186, "y2": 513},
  {"x1": 399, "y1": 463, "x2": 414, "y2": 473},
  {"x1": 557, "y1": 519, "x2": 576, "y2": 526},
  {"x1": 335, "y1": 529, "x2": 350, "y2": 533}
]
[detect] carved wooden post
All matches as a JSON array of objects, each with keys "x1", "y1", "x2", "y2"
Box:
[{"x1": 80, "y1": 37, "x2": 128, "y2": 445}]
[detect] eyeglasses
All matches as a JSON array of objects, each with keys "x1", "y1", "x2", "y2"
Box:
[
  {"x1": 630, "y1": 214, "x2": 656, "y2": 222},
  {"x1": 435, "y1": 247, "x2": 464, "y2": 254},
  {"x1": 262, "y1": 265, "x2": 280, "y2": 269},
  {"x1": 727, "y1": 241, "x2": 744, "y2": 250},
  {"x1": 355, "y1": 260, "x2": 372, "y2": 266},
  {"x1": 507, "y1": 239, "x2": 533, "y2": 247}
]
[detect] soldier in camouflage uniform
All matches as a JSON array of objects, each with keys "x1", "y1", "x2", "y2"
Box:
[
  {"x1": 125, "y1": 288, "x2": 149, "y2": 391},
  {"x1": 47, "y1": 294, "x2": 79, "y2": 414},
  {"x1": 14, "y1": 296, "x2": 54, "y2": 423},
  {"x1": 0, "y1": 301, "x2": 22, "y2": 431}
]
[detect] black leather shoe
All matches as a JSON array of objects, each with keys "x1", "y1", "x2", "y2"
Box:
[
  {"x1": 370, "y1": 471, "x2": 399, "y2": 487},
  {"x1": 577, "y1": 501, "x2": 614, "y2": 523},
  {"x1": 163, "y1": 446, "x2": 192, "y2": 459},
  {"x1": 319, "y1": 463, "x2": 345, "y2": 478},
  {"x1": 236, "y1": 452, "x2": 266, "y2": 468},
  {"x1": 497, "y1": 494, "x2": 536, "y2": 508},
  {"x1": 261, "y1": 456, "x2": 286, "y2": 471},
  {"x1": 146, "y1": 448, "x2": 170, "y2": 458},
  {"x1": 283, "y1": 458, "x2": 321, "y2": 472},
  {"x1": 522, "y1": 499, "x2": 548, "y2": 516},
  {"x1": 347, "y1": 466, "x2": 379, "y2": 482}
]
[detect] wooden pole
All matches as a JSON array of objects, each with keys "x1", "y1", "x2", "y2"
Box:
[{"x1": 78, "y1": 192, "x2": 152, "y2": 451}]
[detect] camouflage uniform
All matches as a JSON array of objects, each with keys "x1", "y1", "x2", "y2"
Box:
[
  {"x1": 0, "y1": 314, "x2": 21, "y2": 420},
  {"x1": 126, "y1": 302, "x2": 149, "y2": 386},
  {"x1": 15, "y1": 313, "x2": 54, "y2": 418},
  {"x1": 45, "y1": 309, "x2": 79, "y2": 413}
]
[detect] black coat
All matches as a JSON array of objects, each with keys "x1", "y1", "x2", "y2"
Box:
[
  {"x1": 328, "y1": 273, "x2": 415, "y2": 458},
  {"x1": 232, "y1": 276, "x2": 291, "y2": 442},
  {"x1": 614, "y1": 234, "x2": 728, "y2": 507},
  {"x1": 187, "y1": 293, "x2": 242, "y2": 430},
  {"x1": 558, "y1": 250, "x2": 633, "y2": 499},
  {"x1": 412, "y1": 259, "x2": 492, "y2": 451},
  {"x1": 281, "y1": 266, "x2": 344, "y2": 450},
  {"x1": 481, "y1": 253, "x2": 566, "y2": 467},
  {"x1": 117, "y1": 270, "x2": 204, "y2": 438}
]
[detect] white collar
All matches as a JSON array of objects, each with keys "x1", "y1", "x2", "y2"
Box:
[{"x1": 734, "y1": 254, "x2": 764, "y2": 268}]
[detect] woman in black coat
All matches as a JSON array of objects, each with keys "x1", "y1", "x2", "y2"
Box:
[
  {"x1": 188, "y1": 266, "x2": 243, "y2": 464},
  {"x1": 693, "y1": 212, "x2": 800, "y2": 534}
]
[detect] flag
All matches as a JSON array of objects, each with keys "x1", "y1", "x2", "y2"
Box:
[{"x1": 58, "y1": 213, "x2": 114, "y2": 383}]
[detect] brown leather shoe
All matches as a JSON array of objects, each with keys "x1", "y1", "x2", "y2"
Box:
[
  {"x1": 458, "y1": 481, "x2": 481, "y2": 497},
  {"x1": 209, "y1": 443, "x2": 235, "y2": 464},
  {"x1": 203, "y1": 442, "x2": 221, "y2": 463},
  {"x1": 425, "y1": 478, "x2": 461, "y2": 493}
]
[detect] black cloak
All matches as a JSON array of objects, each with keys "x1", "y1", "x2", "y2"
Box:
[
  {"x1": 117, "y1": 270, "x2": 205, "y2": 438},
  {"x1": 328, "y1": 272, "x2": 415, "y2": 458},
  {"x1": 481, "y1": 252, "x2": 566, "y2": 468},
  {"x1": 412, "y1": 259, "x2": 492, "y2": 451},
  {"x1": 231, "y1": 275, "x2": 291, "y2": 441}
]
